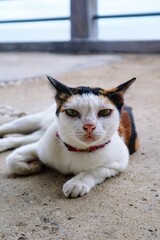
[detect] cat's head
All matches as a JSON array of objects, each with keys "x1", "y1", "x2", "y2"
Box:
[{"x1": 47, "y1": 75, "x2": 136, "y2": 149}]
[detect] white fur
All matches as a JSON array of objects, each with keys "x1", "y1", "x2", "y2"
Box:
[{"x1": 0, "y1": 94, "x2": 129, "y2": 198}]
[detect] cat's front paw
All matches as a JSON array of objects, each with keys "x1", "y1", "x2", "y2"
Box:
[{"x1": 62, "y1": 178, "x2": 90, "y2": 198}]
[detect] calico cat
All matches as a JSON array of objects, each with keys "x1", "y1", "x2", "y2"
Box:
[{"x1": 0, "y1": 76, "x2": 139, "y2": 197}]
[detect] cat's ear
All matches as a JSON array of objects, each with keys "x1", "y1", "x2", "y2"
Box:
[
  {"x1": 114, "y1": 77, "x2": 136, "y2": 95},
  {"x1": 107, "y1": 78, "x2": 136, "y2": 110},
  {"x1": 46, "y1": 75, "x2": 72, "y2": 96}
]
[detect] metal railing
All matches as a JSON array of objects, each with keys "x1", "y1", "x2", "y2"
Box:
[
  {"x1": 94, "y1": 12, "x2": 160, "y2": 19},
  {"x1": 0, "y1": 0, "x2": 160, "y2": 53},
  {"x1": 1, "y1": 12, "x2": 159, "y2": 24},
  {"x1": 0, "y1": 17, "x2": 70, "y2": 24}
]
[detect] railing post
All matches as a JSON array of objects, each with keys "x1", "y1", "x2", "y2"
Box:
[{"x1": 70, "y1": 0, "x2": 97, "y2": 40}]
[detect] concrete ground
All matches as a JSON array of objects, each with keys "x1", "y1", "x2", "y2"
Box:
[{"x1": 0, "y1": 53, "x2": 160, "y2": 240}]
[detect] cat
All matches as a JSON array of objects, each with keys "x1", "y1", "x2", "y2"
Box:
[{"x1": 0, "y1": 76, "x2": 139, "y2": 198}]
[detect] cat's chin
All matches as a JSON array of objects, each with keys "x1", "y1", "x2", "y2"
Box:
[
  {"x1": 83, "y1": 136, "x2": 97, "y2": 143},
  {"x1": 77, "y1": 136, "x2": 103, "y2": 148},
  {"x1": 80, "y1": 134, "x2": 97, "y2": 143}
]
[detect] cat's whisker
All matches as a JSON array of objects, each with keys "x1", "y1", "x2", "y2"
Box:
[
  {"x1": 54, "y1": 138, "x2": 62, "y2": 154},
  {"x1": 57, "y1": 131, "x2": 74, "y2": 138}
]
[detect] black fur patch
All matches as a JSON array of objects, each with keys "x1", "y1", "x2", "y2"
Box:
[
  {"x1": 70, "y1": 86, "x2": 105, "y2": 96},
  {"x1": 107, "y1": 92, "x2": 124, "y2": 112}
]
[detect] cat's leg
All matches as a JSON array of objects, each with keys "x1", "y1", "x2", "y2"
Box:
[
  {"x1": 0, "y1": 112, "x2": 44, "y2": 137},
  {"x1": 0, "y1": 104, "x2": 56, "y2": 137},
  {"x1": 63, "y1": 167, "x2": 119, "y2": 198},
  {"x1": 0, "y1": 130, "x2": 44, "y2": 153},
  {"x1": 6, "y1": 142, "x2": 42, "y2": 175}
]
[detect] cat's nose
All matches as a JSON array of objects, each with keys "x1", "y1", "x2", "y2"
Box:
[{"x1": 83, "y1": 124, "x2": 96, "y2": 134}]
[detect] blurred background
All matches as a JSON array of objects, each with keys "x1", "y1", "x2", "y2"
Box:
[
  {"x1": 0, "y1": 0, "x2": 160, "y2": 42},
  {"x1": 0, "y1": 0, "x2": 160, "y2": 82}
]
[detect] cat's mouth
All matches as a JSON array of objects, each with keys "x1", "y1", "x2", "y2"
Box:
[{"x1": 83, "y1": 134, "x2": 97, "y2": 142}]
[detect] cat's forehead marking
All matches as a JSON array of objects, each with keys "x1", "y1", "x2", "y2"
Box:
[
  {"x1": 63, "y1": 94, "x2": 115, "y2": 111},
  {"x1": 73, "y1": 86, "x2": 105, "y2": 95},
  {"x1": 55, "y1": 92, "x2": 70, "y2": 115},
  {"x1": 55, "y1": 86, "x2": 117, "y2": 116},
  {"x1": 71, "y1": 86, "x2": 116, "y2": 96}
]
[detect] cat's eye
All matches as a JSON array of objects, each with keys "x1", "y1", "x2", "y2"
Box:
[
  {"x1": 98, "y1": 109, "x2": 112, "y2": 117},
  {"x1": 65, "y1": 109, "x2": 80, "y2": 118}
]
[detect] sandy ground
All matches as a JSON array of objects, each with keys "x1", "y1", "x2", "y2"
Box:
[{"x1": 0, "y1": 54, "x2": 160, "y2": 240}]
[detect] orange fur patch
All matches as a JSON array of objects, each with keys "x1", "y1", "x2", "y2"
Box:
[
  {"x1": 118, "y1": 108, "x2": 131, "y2": 146},
  {"x1": 119, "y1": 105, "x2": 139, "y2": 154}
]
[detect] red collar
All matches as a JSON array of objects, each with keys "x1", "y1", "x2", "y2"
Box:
[{"x1": 56, "y1": 133, "x2": 110, "y2": 153}]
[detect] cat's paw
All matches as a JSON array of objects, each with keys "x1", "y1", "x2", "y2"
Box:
[
  {"x1": 0, "y1": 138, "x2": 11, "y2": 152},
  {"x1": 62, "y1": 178, "x2": 90, "y2": 198},
  {"x1": 6, "y1": 153, "x2": 42, "y2": 175}
]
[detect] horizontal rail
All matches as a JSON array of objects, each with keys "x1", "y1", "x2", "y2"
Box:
[
  {"x1": 0, "y1": 40, "x2": 160, "y2": 53},
  {"x1": 1, "y1": 12, "x2": 160, "y2": 24},
  {"x1": 0, "y1": 17, "x2": 70, "y2": 24},
  {"x1": 94, "y1": 12, "x2": 160, "y2": 19},
  {"x1": 1, "y1": 12, "x2": 160, "y2": 25}
]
